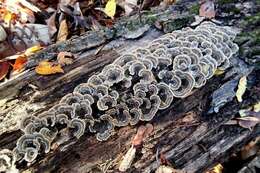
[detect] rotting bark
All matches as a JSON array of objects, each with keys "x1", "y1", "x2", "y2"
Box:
[{"x1": 0, "y1": 0, "x2": 259, "y2": 173}]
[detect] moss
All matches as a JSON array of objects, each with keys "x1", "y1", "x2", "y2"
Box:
[
  {"x1": 189, "y1": 4, "x2": 199, "y2": 15},
  {"x1": 217, "y1": 0, "x2": 239, "y2": 5},
  {"x1": 236, "y1": 29, "x2": 260, "y2": 49},
  {"x1": 242, "y1": 12, "x2": 260, "y2": 27},
  {"x1": 231, "y1": 7, "x2": 241, "y2": 14},
  {"x1": 236, "y1": 28, "x2": 260, "y2": 66},
  {"x1": 162, "y1": 16, "x2": 195, "y2": 33}
]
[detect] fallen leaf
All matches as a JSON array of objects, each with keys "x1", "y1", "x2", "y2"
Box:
[
  {"x1": 57, "y1": 19, "x2": 69, "y2": 42},
  {"x1": 155, "y1": 165, "x2": 184, "y2": 173},
  {"x1": 57, "y1": 52, "x2": 74, "y2": 66},
  {"x1": 199, "y1": 0, "x2": 216, "y2": 19},
  {"x1": 46, "y1": 12, "x2": 58, "y2": 38},
  {"x1": 117, "y1": 0, "x2": 137, "y2": 16},
  {"x1": 12, "y1": 56, "x2": 27, "y2": 72},
  {"x1": 236, "y1": 75, "x2": 247, "y2": 102},
  {"x1": 206, "y1": 163, "x2": 223, "y2": 173},
  {"x1": 24, "y1": 45, "x2": 43, "y2": 56},
  {"x1": 35, "y1": 61, "x2": 64, "y2": 75},
  {"x1": 237, "y1": 117, "x2": 260, "y2": 130},
  {"x1": 16, "y1": 0, "x2": 41, "y2": 12},
  {"x1": 162, "y1": 0, "x2": 176, "y2": 6},
  {"x1": 0, "y1": 61, "x2": 10, "y2": 81},
  {"x1": 132, "y1": 125, "x2": 146, "y2": 146},
  {"x1": 119, "y1": 145, "x2": 136, "y2": 172},
  {"x1": 20, "y1": 7, "x2": 35, "y2": 23},
  {"x1": 239, "y1": 107, "x2": 253, "y2": 117},
  {"x1": 104, "y1": 0, "x2": 117, "y2": 19},
  {"x1": 132, "y1": 123, "x2": 153, "y2": 146},
  {"x1": 3, "y1": 11, "x2": 13, "y2": 24},
  {"x1": 253, "y1": 102, "x2": 260, "y2": 112},
  {"x1": 141, "y1": 0, "x2": 161, "y2": 10},
  {"x1": 242, "y1": 111, "x2": 260, "y2": 118},
  {"x1": 214, "y1": 69, "x2": 225, "y2": 76},
  {"x1": 0, "y1": 25, "x2": 7, "y2": 42}
]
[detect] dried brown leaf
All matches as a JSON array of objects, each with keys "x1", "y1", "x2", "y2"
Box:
[
  {"x1": 132, "y1": 125, "x2": 146, "y2": 146},
  {"x1": 199, "y1": 0, "x2": 216, "y2": 19},
  {"x1": 57, "y1": 19, "x2": 69, "y2": 42},
  {"x1": 57, "y1": 52, "x2": 74, "y2": 66},
  {"x1": 46, "y1": 12, "x2": 57, "y2": 38},
  {"x1": 156, "y1": 165, "x2": 184, "y2": 173},
  {"x1": 237, "y1": 117, "x2": 260, "y2": 130},
  {"x1": 118, "y1": 145, "x2": 136, "y2": 172},
  {"x1": 141, "y1": 0, "x2": 160, "y2": 10},
  {"x1": 132, "y1": 123, "x2": 153, "y2": 146}
]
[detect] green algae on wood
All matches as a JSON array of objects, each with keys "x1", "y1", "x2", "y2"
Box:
[{"x1": 189, "y1": 4, "x2": 199, "y2": 15}]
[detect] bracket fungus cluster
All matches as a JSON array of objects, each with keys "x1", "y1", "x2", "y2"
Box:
[{"x1": 3, "y1": 22, "x2": 239, "y2": 164}]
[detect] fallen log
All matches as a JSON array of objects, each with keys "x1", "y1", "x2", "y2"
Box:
[{"x1": 0, "y1": 0, "x2": 259, "y2": 173}]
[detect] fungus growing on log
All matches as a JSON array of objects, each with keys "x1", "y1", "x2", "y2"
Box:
[
  {"x1": 0, "y1": 149, "x2": 18, "y2": 173},
  {"x1": 10, "y1": 22, "x2": 238, "y2": 163}
]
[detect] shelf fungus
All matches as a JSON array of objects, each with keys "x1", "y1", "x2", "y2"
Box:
[
  {"x1": 10, "y1": 22, "x2": 239, "y2": 163},
  {"x1": 0, "y1": 149, "x2": 18, "y2": 173}
]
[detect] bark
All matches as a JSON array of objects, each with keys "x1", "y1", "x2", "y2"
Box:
[{"x1": 0, "y1": 0, "x2": 259, "y2": 173}]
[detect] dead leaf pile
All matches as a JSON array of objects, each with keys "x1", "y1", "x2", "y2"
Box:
[
  {"x1": 0, "y1": 0, "x2": 170, "y2": 67},
  {"x1": 0, "y1": 1, "x2": 50, "y2": 61}
]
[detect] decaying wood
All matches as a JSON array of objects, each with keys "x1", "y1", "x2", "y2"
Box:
[
  {"x1": 0, "y1": 0, "x2": 259, "y2": 173},
  {"x1": 238, "y1": 156, "x2": 260, "y2": 173}
]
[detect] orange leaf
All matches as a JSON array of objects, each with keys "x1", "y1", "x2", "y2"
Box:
[
  {"x1": 12, "y1": 56, "x2": 27, "y2": 72},
  {"x1": 35, "y1": 61, "x2": 64, "y2": 75},
  {"x1": 0, "y1": 61, "x2": 10, "y2": 81}
]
